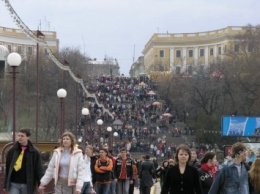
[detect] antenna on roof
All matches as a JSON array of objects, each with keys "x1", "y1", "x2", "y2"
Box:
[
  {"x1": 82, "y1": 36, "x2": 86, "y2": 56},
  {"x1": 133, "y1": 44, "x2": 135, "y2": 64}
]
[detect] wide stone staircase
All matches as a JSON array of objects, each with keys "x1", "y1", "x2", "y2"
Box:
[{"x1": 129, "y1": 121, "x2": 198, "y2": 161}]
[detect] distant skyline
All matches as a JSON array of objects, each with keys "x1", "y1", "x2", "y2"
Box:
[{"x1": 1, "y1": 0, "x2": 260, "y2": 75}]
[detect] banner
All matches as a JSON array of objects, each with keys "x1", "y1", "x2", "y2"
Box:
[{"x1": 222, "y1": 116, "x2": 260, "y2": 137}]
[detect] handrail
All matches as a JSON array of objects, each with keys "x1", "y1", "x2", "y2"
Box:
[{"x1": 1, "y1": 142, "x2": 14, "y2": 164}]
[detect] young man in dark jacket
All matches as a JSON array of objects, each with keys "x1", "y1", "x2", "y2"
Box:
[
  {"x1": 94, "y1": 148, "x2": 113, "y2": 194},
  {"x1": 4, "y1": 128, "x2": 43, "y2": 194},
  {"x1": 114, "y1": 148, "x2": 134, "y2": 194}
]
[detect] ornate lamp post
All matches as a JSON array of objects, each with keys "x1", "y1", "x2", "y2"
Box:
[
  {"x1": 57, "y1": 88, "x2": 67, "y2": 137},
  {"x1": 113, "y1": 132, "x2": 118, "y2": 152},
  {"x1": 113, "y1": 119, "x2": 123, "y2": 141},
  {"x1": 97, "y1": 119, "x2": 103, "y2": 149},
  {"x1": 7, "y1": 52, "x2": 22, "y2": 143},
  {"x1": 82, "y1": 108, "x2": 90, "y2": 147},
  {"x1": 107, "y1": 126, "x2": 112, "y2": 149},
  {"x1": 35, "y1": 30, "x2": 44, "y2": 145}
]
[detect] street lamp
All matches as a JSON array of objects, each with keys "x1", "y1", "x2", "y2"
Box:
[
  {"x1": 7, "y1": 52, "x2": 22, "y2": 143},
  {"x1": 107, "y1": 126, "x2": 112, "y2": 149},
  {"x1": 35, "y1": 30, "x2": 44, "y2": 145},
  {"x1": 82, "y1": 108, "x2": 90, "y2": 147},
  {"x1": 57, "y1": 88, "x2": 67, "y2": 137},
  {"x1": 113, "y1": 119, "x2": 123, "y2": 141},
  {"x1": 97, "y1": 119, "x2": 103, "y2": 149},
  {"x1": 113, "y1": 132, "x2": 118, "y2": 152}
]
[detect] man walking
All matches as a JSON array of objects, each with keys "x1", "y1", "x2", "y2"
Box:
[
  {"x1": 139, "y1": 155, "x2": 156, "y2": 194},
  {"x1": 114, "y1": 148, "x2": 134, "y2": 194},
  {"x1": 4, "y1": 128, "x2": 43, "y2": 194},
  {"x1": 208, "y1": 142, "x2": 249, "y2": 194},
  {"x1": 94, "y1": 148, "x2": 113, "y2": 194}
]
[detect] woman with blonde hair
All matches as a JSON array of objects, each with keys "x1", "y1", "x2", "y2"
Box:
[
  {"x1": 39, "y1": 132, "x2": 85, "y2": 194},
  {"x1": 249, "y1": 157, "x2": 260, "y2": 194}
]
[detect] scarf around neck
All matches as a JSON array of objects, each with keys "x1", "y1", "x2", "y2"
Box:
[{"x1": 201, "y1": 163, "x2": 217, "y2": 179}]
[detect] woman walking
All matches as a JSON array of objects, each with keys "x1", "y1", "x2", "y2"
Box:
[
  {"x1": 161, "y1": 144, "x2": 203, "y2": 194},
  {"x1": 198, "y1": 152, "x2": 217, "y2": 194},
  {"x1": 39, "y1": 132, "x2": 85, "y2": 194}
]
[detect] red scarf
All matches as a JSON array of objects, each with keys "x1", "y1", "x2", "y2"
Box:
[{"x1": 201, "y1": 163, "x2": 217, "y2": 179}]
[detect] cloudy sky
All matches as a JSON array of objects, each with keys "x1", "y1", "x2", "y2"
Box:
[{"x1": 1, "y1": 0, "x2": 260, "y2": 75}]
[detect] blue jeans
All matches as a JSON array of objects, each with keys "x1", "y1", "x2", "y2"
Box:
[
  {"x1": 9, "y1": 182, "x2": 27, "y2": 194},
  {"x1": 96, "y1": 183, "x2": 111, "y2": 194},
  {"x1": 116, "y1": 179, "x2": 130, "y2": 194},
  {"x1": 110, "y1": 180, "x2": 116, "y2": 194},
  {"x1": 81, "y1": 181, "x2": 91, "y2": 194}
]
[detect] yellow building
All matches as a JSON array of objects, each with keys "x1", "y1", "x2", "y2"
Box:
[
  {"x1": 0, "y1": 26, "x2": 59, "y2": 72},
  {"x1": 142, "y1": 26, "x2": 247, "y2": 75}
]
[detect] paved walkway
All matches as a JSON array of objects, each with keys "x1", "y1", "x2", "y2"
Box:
[{"x1": 134, "y1": 182, "x2": 161, "y2": 194}]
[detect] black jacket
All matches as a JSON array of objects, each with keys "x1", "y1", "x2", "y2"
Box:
[
  {"x1": 4, "y1": 141, "x2": 43, "y2": 194},
  {"x1": 90, "y1": 155, "x2": 98, "y2": 184},
  {"x1": 190, "y1": 159, "x2": 201, "y2": 169},
  {"x1": 161, "y1": 164, "x2": 203, "y2": 194},
  {"x1": 114, "y1": 157, "x2": 133, "y2": 180},
  {"x1": 139, "y1": 159, "x2": 156, "y2": 187},
  {"x1": 198, "y1": 167, "x2": 213, "y2": 194}
]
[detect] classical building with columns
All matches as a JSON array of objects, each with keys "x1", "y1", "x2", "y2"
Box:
[
  {"x1": 0, "y1": 26, "x2": 59, "y2": 73},
  {"x1": 142, "y1": 26, "x2": 246, "y2": 75}
]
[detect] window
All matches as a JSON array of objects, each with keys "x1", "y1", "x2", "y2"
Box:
[
  {"x1": 199, "y1": 49, "x2": 204, "y2": 57},
  {"x1": 176, "y1": 50, "x2": 181, "y2": 58},
  {"x1": 188, "y1": 50, "x2": 193, "y2": 57},
  {"x1": 7, "y1": 45, "x2": 12, "y2": 52},
  {"x1": 234, "y1": 44, "x2": 239, "y2": 52},
  {"x1": 176, "y1": 66, "x2": 181, "y2": 74},
  {"x1": 210, "y1": 48, "x2": 214, "y2": 56},
  {"x1": 45, "y1": 48, "x2": 49, "y2": 55},
  {"x1": 248, "y1": 44, "x2": 253, "y2": 52},
  {"x1": 218, "y1": 47, "x2": 221, "y2": 55},
  {"x1": 188, "y1": 65, "x2": 193, "y2": 74},
  {"x1": 159, "y1": 50, "x2": 164, "y2": 57},
  {"x1": 199, "y1": 65, "x2": 204, "y2": 74},
  {"x1": 17, "y1": 46, "x2": 22, "y2": 54},
  {"x1": 27, "y1": 46, "x2": 32, "y2": 55},
  {"x1": 224, "y1": 45, "x2": 227, "y2": 53}
]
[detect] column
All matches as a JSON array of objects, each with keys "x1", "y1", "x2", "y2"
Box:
[
  {"x1": 182, "y1": 47, "x2": 187, "y2": 72},
  {"x1": 205, "y1": 46, "x2": 209, "y2": 67},
  {"x1": 194, "y1": 47, "x2": 198, "y2": 66},
  {"x1": 170, "y1": 47, "x2": 174, "y2": 72}
]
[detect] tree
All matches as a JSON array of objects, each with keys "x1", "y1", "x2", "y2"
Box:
[{"x1": 156, "y1": 24, "x2": 260, "y2": 144}]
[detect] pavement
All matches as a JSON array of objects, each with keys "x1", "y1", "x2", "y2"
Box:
[{"x1": 134, "y1": 182, "x2": 161, "y2": 194}]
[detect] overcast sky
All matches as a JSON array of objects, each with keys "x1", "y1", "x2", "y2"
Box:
[{"x1": 1, "y1": 0, "x2": 260, "y2": 75}]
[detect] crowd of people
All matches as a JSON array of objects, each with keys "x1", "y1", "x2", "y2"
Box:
[
  {"x1": 3, "y1": 128, "x2": 260, "y2": 194},
  {"x1": 79, "y1": 76, "x2": 179, "y2": 153},
  {"x1": 3, "y1": 76, "x2": 260, "y2": 194}
]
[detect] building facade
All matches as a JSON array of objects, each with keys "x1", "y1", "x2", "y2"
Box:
[
  {"x1": 142, "y1": 26, "x2": 247, "y2": 75},
  {"x1": 87, "y1": 58, "x2": 120, "y2": 77},
  {"x1": 129, "y1": 56, "x2": 145, "y2": 77},
  {"x1": 0, "y1": 26, "x2": 59, "y2": 73}
]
